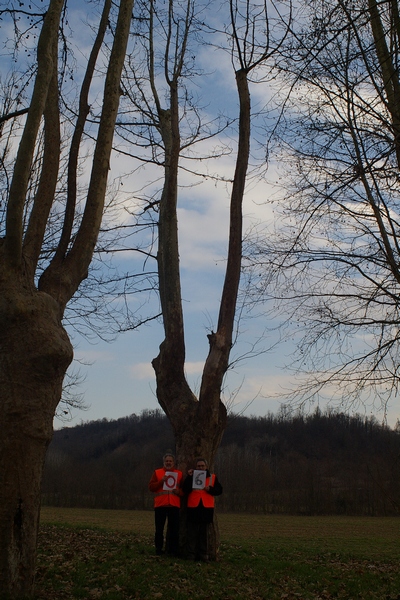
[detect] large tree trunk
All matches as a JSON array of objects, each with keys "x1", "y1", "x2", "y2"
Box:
[
  {"x1": 0, "y1": 280, "x2": 73, "y2": 597},
  {"x1": 152, "y1": 352, "x2": 227, "y2": 472},
  {"x1": 175, "y1": 402, "x2": 227, "y2": 561},
  {"x1": 152, "y1": 354, "x2": 227, "y2": 560},
  {"x1": 152, "y1": 61, "x2": 250, "y2": 559},
  {"x1": 0, "y1": 0, "x2": 133, "y2": 593}
]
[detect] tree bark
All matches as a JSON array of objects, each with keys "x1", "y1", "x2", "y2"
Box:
[
  {"x1": 0, "y1": 277, "x2": 73, "y2": 597},
  {"x1": 0, "y1": 0, "x2": 134, "y2": 594},
  {"x1": 152, "y1": 67, "x2": 251, "y2": 560},
  {"x1": 5, "y1": 0, "x2": 65, "y2": 268}
]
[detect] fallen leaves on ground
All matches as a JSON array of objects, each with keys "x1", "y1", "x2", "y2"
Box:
[{"x1": 34, "y1": 524, "x2": 400, "y2": 600}]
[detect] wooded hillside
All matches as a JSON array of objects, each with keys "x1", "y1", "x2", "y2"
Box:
[{"x1": 42, "y1": 410, "x2": 400, "y2": 516}]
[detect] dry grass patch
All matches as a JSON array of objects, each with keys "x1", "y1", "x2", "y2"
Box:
[
  {"x1": 36, "y1": 507, "x2": 400, "y2": 599},
  {"x1": 41, "y1": 507, "x2": 154, "y2": 535}
]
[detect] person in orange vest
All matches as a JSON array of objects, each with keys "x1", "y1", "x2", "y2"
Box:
[
  {"x1": 148, "y1": 451, "x2": 183, "y2": 556},
  {"x1": 182, "y1": 457, "x2": 223, "y2": 561}
]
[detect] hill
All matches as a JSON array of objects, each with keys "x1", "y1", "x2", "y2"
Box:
[{"x1": 42, "y1": 409, "x2": 400, "y2": 515}]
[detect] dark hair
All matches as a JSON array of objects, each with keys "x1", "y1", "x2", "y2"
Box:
[{"x1": 195, "y1": 457, "x2": 208, "y2": 467}]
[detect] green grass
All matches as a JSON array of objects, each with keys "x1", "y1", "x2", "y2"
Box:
[{"x1": 36, "y1": 507, "x2": 400, "y2": 599}]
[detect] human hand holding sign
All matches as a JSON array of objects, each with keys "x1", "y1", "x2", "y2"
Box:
[
  {"x1": 163, "y1": 471, "x2": 178, "y2": 493},
  {"x1": 192, "y1": 469, "x2": 208, "y2": 490}
]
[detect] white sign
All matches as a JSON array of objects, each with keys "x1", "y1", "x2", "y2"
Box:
[
  {"x1": 163, "y1": 471, "x2": 178, "y2": 491},
  {"x1": 192, "y1": 470, "x2": 207, "y2": 490}
]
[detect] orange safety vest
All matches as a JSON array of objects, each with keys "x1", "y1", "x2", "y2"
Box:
[
  {"x1": 153, "y1": 468, "x2": 182, "y2": 508},
  {"x1": 187, "y1": 474, "x2": 216, "y2": 508}
]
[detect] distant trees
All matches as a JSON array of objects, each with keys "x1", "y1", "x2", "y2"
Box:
[
  {"x1": 43, "y1": 411, "x2": 175, "y2": 509},
  {"x1": 42, "y1": 410, "x2": 400, "y2": 516},
  {"x1": 218, "y1": 410, "x2": 400, "y2": 515},
  {"x1": 247, "y1": 0, "x2": 400, "y2": 414}
]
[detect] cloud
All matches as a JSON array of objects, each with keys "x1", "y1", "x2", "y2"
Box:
[
  {"x1": 129, "y1": 360, "x2": 204, "y2": 381},
  {"x1": 74, "y1": 349, "x2": 115, "y2": 364},
  {"x1": 129, "y1": 362, "x2": 154, "y2": 379},
  {"x1": 184, "y1": 361, "x2": 205, "y2": 375}
]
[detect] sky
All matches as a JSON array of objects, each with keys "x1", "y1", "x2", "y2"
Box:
[
  {"x1": 1, "y1": 0, "x2": 399, "y2": 431},
  {"x1": 64, "y1": 184, "x2": 400, "y2": 432},
  {"x1": 55, "y1": 0, "x2": 400, "y2": 431},
  {"x1": 63, "y1": 160, "x2": 295, "y2": 427},
  {"x1": 61, "y1": 132, "x2": 400, "y2": 431},
  {"x1": 56, "y1": 0, "x2": 304, "y2": 428}
]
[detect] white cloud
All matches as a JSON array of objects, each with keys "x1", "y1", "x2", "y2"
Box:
[
  {"x1": 184, "y1": 361, "x2": 205, "y2": 375},
  {"x1": 129, "y1": 362, "x2": 154, "y2": 379},
  {"x1": 74, "y1": 349, "x2": 115, "y2": 364},
  {"x1": 129, "y1": 359, "x2": 204, "y2": 380}
]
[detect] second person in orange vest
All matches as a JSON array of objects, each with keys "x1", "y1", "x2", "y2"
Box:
[
  {"x1": 148, "y1": 451, "x2": 183, "y2": 556},
  {"x1": 182, "y1": 457, "x2": 223, "y2": 561}
]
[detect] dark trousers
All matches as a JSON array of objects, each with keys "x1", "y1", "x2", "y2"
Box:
[
  {"x1": 154, "y1": 506, "x2": 180, "y2": 555},
  {"x1": 187, "y1": 520, "x2": 208, "y2": 560}
]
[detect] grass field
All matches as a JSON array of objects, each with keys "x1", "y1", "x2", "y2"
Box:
[{"x1": 36, "y1": 507, "x2": 400, "y2": 599}]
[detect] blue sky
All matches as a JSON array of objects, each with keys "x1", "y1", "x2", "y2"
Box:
[
  {"x1": 1, "y1": 0, "x2": 398, "y2": 430},
  {"x1": 64, "y1": 155, "x2": 291, "y2": 426},
  {"x1": 58, "y1": 10, "x2": 295, "y2": 426},
  {"x1": 56, "y1": 0, "x2": 400, "y2": 430},
  {"x1": 62, "y1": 143, "x2": 400, "y2": 430}
]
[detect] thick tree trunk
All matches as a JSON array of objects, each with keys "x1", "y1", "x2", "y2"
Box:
[
  {"x1": 152, "y1": 65, "x2": 250, "y2": 561},
  {"x1": 152, "y1": 350, "x2": 227, "y2": 560},
  {"x1": 0, "y1": 0, "x2": 132, "y2": 595},
  {"x1": 174, "y1": 403, "x2": 226, "y2": 561},
  {"x1": 0, "y1": 281, "x2": 73, "y2": 597}
]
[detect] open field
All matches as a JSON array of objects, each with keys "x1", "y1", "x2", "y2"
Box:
[{"x1": 36, "y1": 507, "x2": 400, "y2": 599}]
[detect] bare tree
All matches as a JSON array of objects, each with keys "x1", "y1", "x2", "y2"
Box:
[
  {"x1": 248, "y1": 0, "x2": 400, "y2": 416},
  {"x1": 118, "y1": 0, "x2": 286, "y2": 557},
  {"x1": 0, "y1": 0, "x2": 134, "y2": 595}
]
